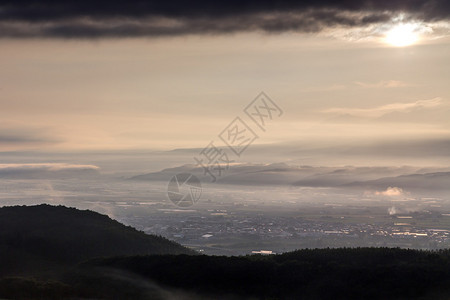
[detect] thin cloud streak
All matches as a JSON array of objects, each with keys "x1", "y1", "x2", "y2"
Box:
[
  {"x1": 354, "y1": 80, "x2": 411, "y2": 89},
  {"x1": 0, "y1": 163, "x2": 99, "y2": 171},
  {"x1": 323, "y1": 97, "x2": 443, "y2": 118}
]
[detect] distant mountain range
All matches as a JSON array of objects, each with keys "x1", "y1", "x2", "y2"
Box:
[
  {"x1": 2, "y1": 161, "x2": 448, "y2": 191},
  {"x1": 131, "y1": 163, "x2": 450, "y2": 190}
]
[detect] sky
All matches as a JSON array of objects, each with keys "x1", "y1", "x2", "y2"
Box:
[{"x1": 0, "y1": 0, "x2": 449, "y2": 160}]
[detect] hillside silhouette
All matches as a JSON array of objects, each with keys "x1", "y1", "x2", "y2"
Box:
[
  {"x1": 0, "y1": 204, "x2": 195, "y2": 277},
  {"x1": 1, "y1": 205, "x2": 450, "y2": 299},
  {"x1": 88, "y1": 247, "x2": 450, "y2": 299}
]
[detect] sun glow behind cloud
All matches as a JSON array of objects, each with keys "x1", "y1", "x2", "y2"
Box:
[{"x1": 385, "y1": 23, "x2": 420, "y2": 46}]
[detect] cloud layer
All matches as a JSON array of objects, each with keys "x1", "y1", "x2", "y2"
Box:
[
  {"x1": 1, "y1": 0, "x2": 449, "y2": 38},
  {"x1": 0, "y1": 163, "x2": 100, "y2": 179},
  {"x1": 324, "y1": 97, "x2": 443, "y2": 118}
]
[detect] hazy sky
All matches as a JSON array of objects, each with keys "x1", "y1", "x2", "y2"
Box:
[{"x1": 0, "y1": 0, "x2": 449, "y2": 154}]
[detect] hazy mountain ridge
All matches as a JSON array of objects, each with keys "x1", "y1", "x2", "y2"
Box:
[
  {"x1": 131, "y1": 163, "x2": 450, "y2": 190},
  {"x1": 346, "y1": 171, "x2": 450, "y2": 190}
]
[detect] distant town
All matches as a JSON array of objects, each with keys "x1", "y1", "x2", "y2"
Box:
[{"x1": 121, "y1": 202, "x2": 450, "y2": 256}]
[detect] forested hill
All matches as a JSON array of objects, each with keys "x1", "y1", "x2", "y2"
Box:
[
  {"x1": 0, "y1": 204, "x2": 195, "y2": 276},
  {"x1": 2, "y1": 205, "x2": 450, "y2": 299},
  {"x1": 87, "y1": 247, "x2": 450, "y2": 299}
]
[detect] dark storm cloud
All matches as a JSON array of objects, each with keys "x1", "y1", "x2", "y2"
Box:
[
  {"x1": 0, "y1": 11, "x2": 393, "y2": 38},
  {"x1": 0, "y1": 0, "x2": 448, "y2": 38}
]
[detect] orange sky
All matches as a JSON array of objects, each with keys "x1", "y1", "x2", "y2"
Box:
[{"x1": 0, "y1": 30, "x2": 449, "y2": 151}]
